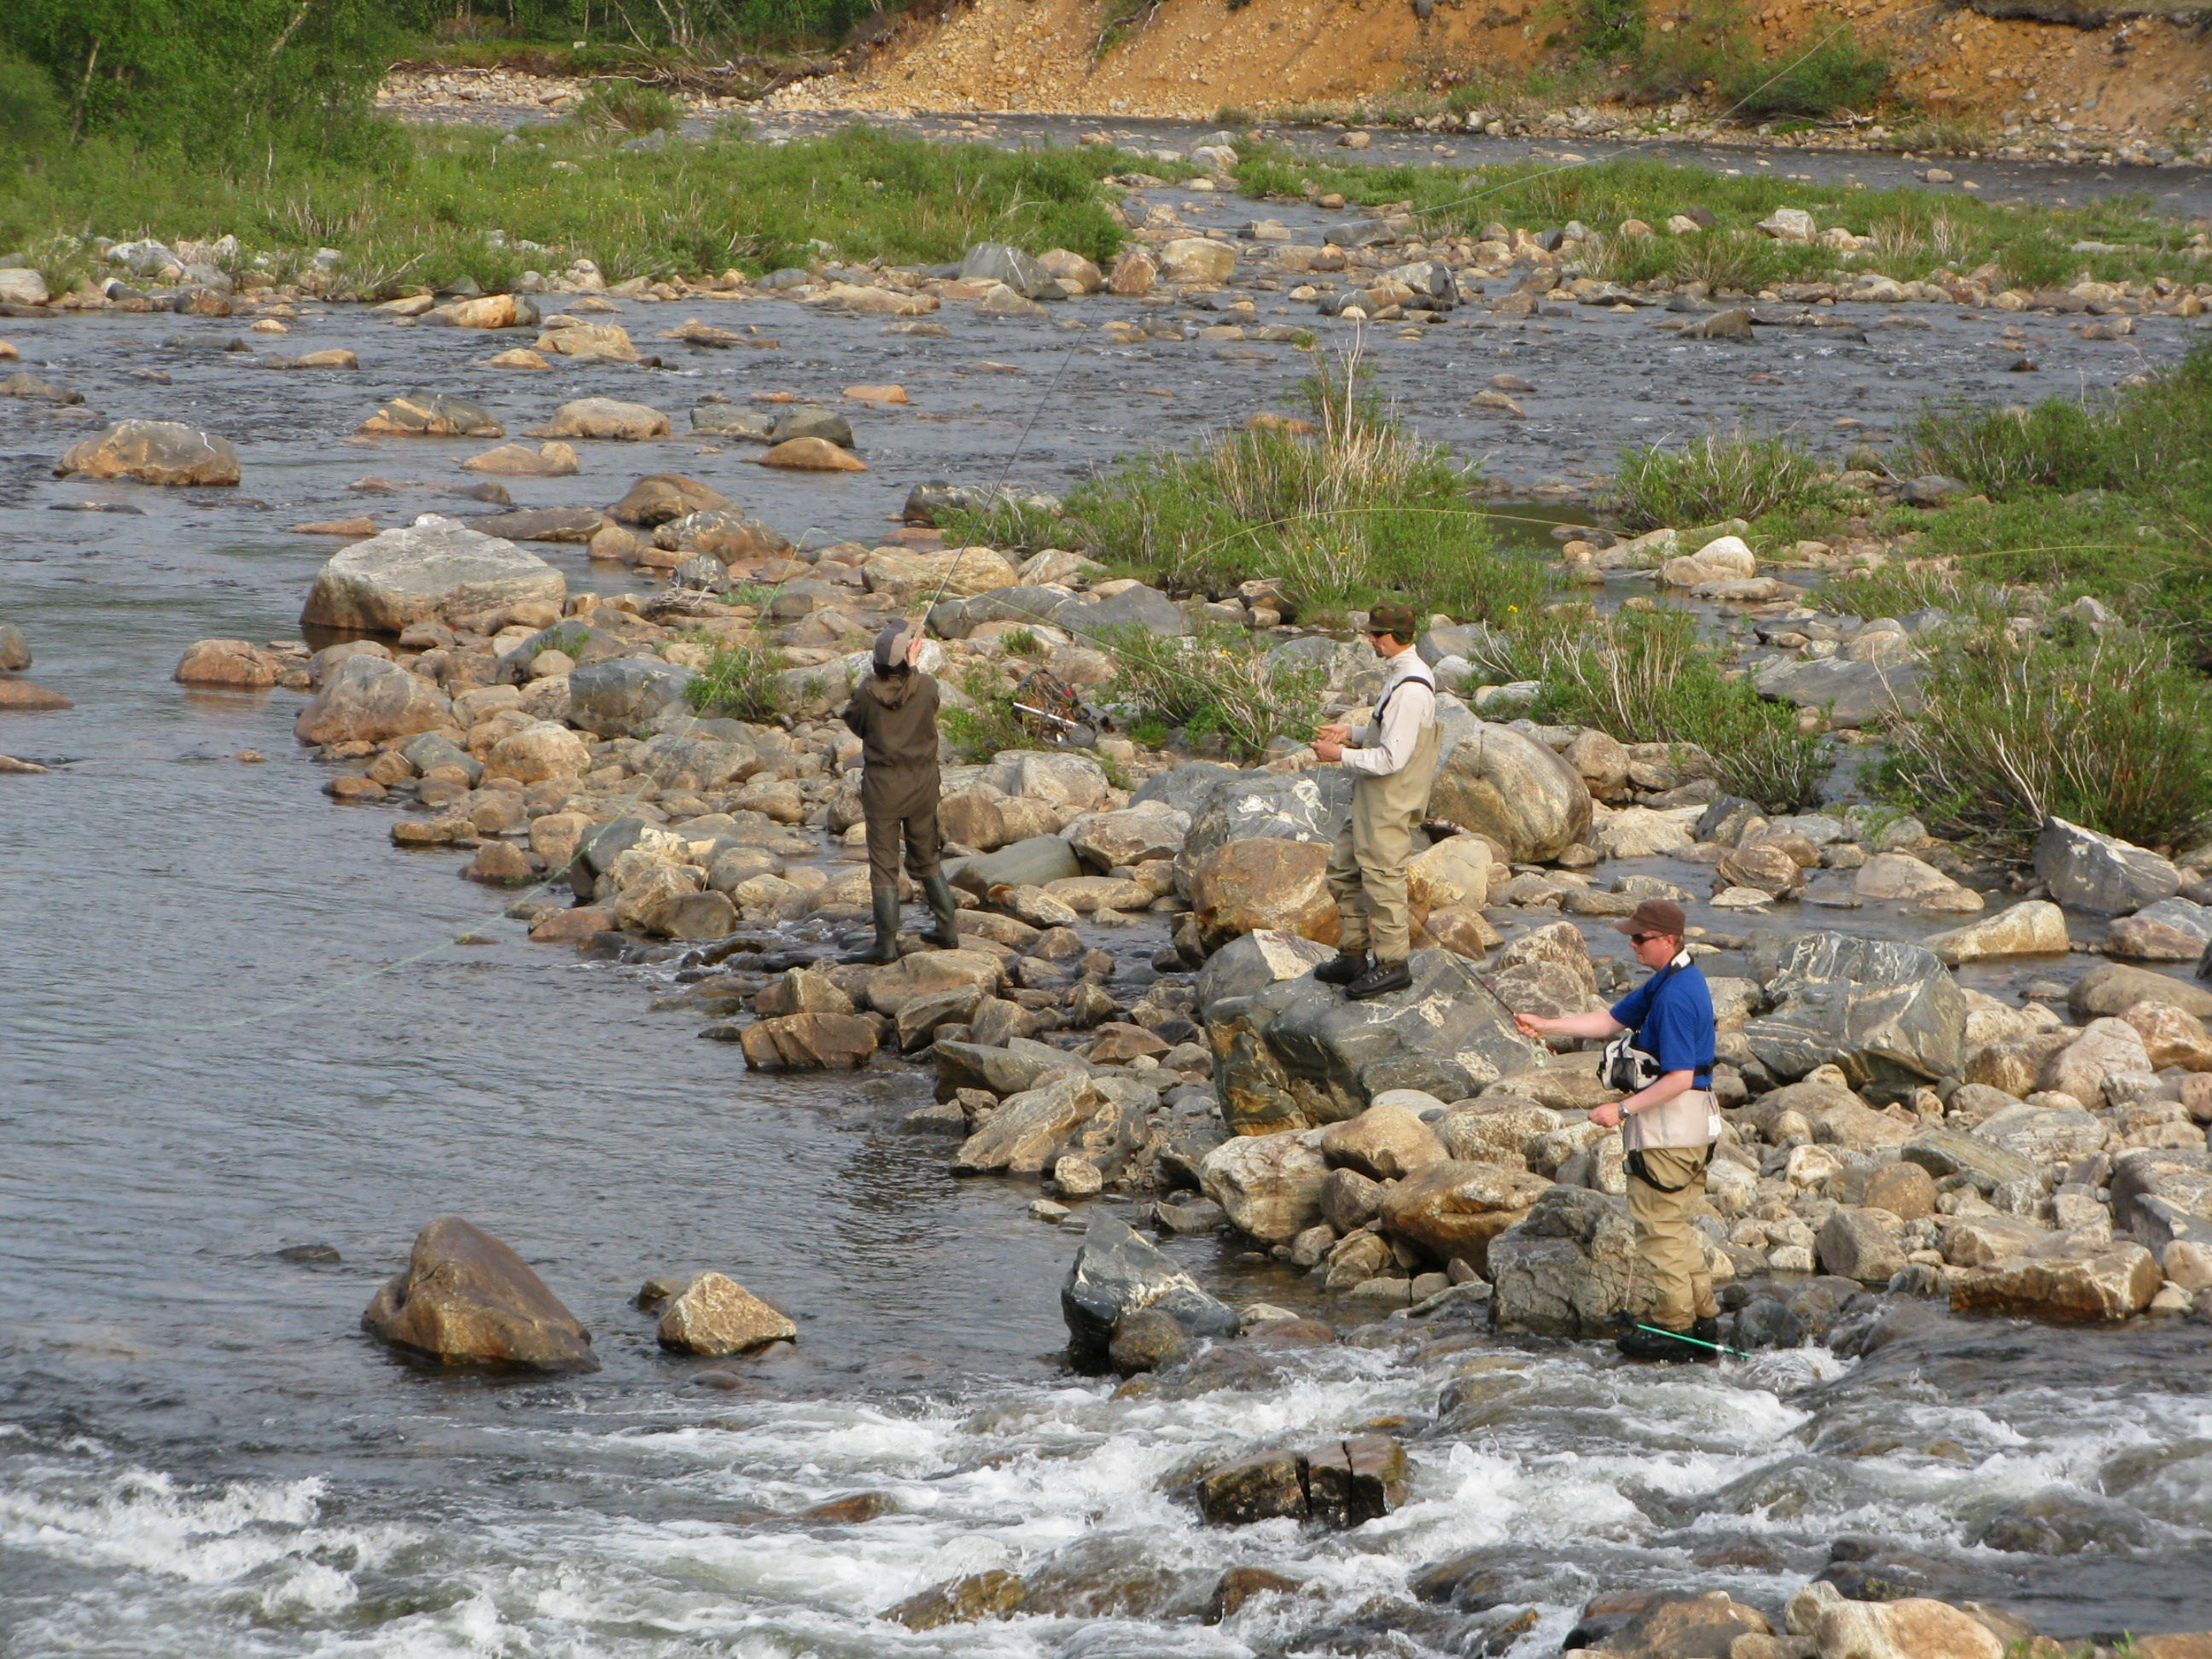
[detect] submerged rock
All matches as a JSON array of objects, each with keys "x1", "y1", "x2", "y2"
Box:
[
  {"x1": 655, "y1": 1271, "x2": 796, "y2": 1353},
  {"x1": 55, "y1": 419, "x2": 239, "y2": 486},
  {"x1": 361, "y1": 1214, "x2": 597, "y2": 1371}
]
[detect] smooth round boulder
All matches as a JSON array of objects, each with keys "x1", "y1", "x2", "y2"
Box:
[
  {"x1": 760, "y1": 436, "x2": 867, "y2": 472},
  {"x1": 55, "y1": 420, "x2": 239, "y2": 486},
  {"x1": 529, "y1": 398, "x2": 669, "y2": 440},
  {"x1": 300, "y1": 515, "x2": 565, "y2": 634},
  {"x1": 485, "y1": 719, "x2": 591, "y2": 783},
  {"x1": 294, "y1": 655, "x2": 451, "y2": 745},
  {"x1": 174, "y1": 638, "x2": 279, "y2": 689}
]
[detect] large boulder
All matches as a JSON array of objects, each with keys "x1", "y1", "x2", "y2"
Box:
[
  {"x1": 485, "y1": 720, "x2": 591, "y2": 783},
  {"x1": 951, "y1": 833, "x2": 1083, "y2": 894},
  {"x1": 1379, "y1": 1160, "x2": 1551, "y2": 1273},
  {"x1": 608, "y1": 473, "x2": 730, "y2": 527},
  {"x1": 1488, "y1": 1184, "x2": 1641, "y2": 1334},
  {"x1": 2106, "y1": 897, "x2": 2212, "y2": 961},
  {"x1": 1189, "y1": 837, "x2": 1336, "y2": 952},
  {"x1": 656, "y1": 508, "x2": 792, "y2": 562},
  {"x1": 1178, "y1": 770, "x2": 1348, "y2": 882},
  {"x1": 2108, "y1": 1147, "x2": 2212, "y2": 1252},
  {"x1": 2034, "y1": 816, "x2": 2181, "y2": 915},
  {"x1": 1428, "y1": 722, "x2": 1592, "y2": 863},
  {"x1": 1406, "y1": 835, "x2": 1493, "y2": 915},
  {"x1": 1208, "y1": 951, "x2": 1535, "y2": 1131},
  {"x1": 1948, "y1": 1237, "x2": 2162, "y2": 1322},
  {"x1": 960, "y1": 242, "x2": 1056, "y2": 299},
  {"x1": 300, "y1": 515, "x2": 565, "y2": 633},
  {"x1": 1743, "y1": 933, "x2": 1967, "y2": 1090},
  {"x1": 1062, "y1": 805, "x2": 1190, "y2": 872},
  {"x1": 1319, "y1": 1102, "x2": 1448, "y2": 1181},
  {"x1": 55, "y1": 419, "x2": 241, "y2": 486},
  {"x1": 566, "y1": 656, "x2": 695, "y2": 736},
  {"x1": 1794, "y1": 1586, "x2": 2003, "y2": 1659},
  {"x1": 175, "y1": 637, "x2": 281, "y2": 689},
  {"x1": 1751, "y1": 655, "x2": 1924, "y2": 729},
  {"x1": 1200, "y1": 1130, "x2": 1330, "y2": 1243},
  {"x1": 1061, "y1": 1212, "x2": 1239, "y2": 1371},
  {"x1": 361, "y1": 1215, "x2": 597, "y2": 1371},
  {"x1": 2040, "y1": 1017, "x2": 2151, "y2": 1103},
  {"x1": 294, "y1": 655, "x2": 451, "y2": 744}
]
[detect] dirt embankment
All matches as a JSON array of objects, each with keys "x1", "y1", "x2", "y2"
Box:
[{"x1": 769, "y1": 0, "x2": 2212, "y2": 154}]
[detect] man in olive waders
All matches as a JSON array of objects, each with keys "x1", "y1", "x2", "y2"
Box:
[
  {"x1": 1515, "y1": 899, "x2": 1723, "y2": 1362},
  {"x1": 840, "y1": 620, "x2": 961, "y2": 964},
  {"x1": 1311, "y1": 601, "x2": 1439, "y2": 1003}
]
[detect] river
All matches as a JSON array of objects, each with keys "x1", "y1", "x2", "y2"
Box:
[{"x1": 4, "y1": 167, "x2": 2212, "y2": 1653}]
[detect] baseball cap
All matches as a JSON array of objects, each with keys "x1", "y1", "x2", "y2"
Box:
[
  {"x1": 1615, "y1": 899, "x2": 1687, "y2": 939},
  {"x1": 873, "y1": 619, "x2": 917, "y2": 670}
]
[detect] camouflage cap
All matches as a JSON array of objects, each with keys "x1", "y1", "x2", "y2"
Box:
[{"x1": 1366, "y1": 601, "x2": 1419, "y2": 643}]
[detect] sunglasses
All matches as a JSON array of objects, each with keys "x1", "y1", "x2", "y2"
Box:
[{"x1": 1628, "y1": 932, "x2": 1667, "y2": 945}]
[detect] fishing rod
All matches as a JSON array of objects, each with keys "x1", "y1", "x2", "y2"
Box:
[{"x1": 1632, "y1": 1323, "x2": 1749, "y2": 1359}]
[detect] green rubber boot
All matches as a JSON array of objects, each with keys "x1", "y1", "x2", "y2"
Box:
[
  {"x1": 922, "y1": 873, "x2": 963, "y2": 949},
  {"x1": 846, "y1": 888, "x2": 904, "y2": 964}
]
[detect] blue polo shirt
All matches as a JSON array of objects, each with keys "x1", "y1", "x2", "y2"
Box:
[{"x1": 1609, "y1": 959, "x2": 1715, "y2": 1088}]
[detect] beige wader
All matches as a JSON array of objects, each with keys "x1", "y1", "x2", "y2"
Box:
[
  {"x1": 1621, "y1": 1091, "x2": 1723, "y2": 1330},
  {"x1": 1325, "y1": 693, "x2": 1441, "y2": 965}
]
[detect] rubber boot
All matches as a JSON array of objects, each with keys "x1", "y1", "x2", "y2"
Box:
[
  {"x1": 846, "y1": 888, "x2": 904, "y2": 965},
  {"x1": 922, "y1": 872, "x2": 963, "y2": 949}
]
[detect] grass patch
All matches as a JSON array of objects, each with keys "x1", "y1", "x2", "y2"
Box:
[
  {"x1": 973, "y1": 347, "x2": 1551, "y2": 626},
  {"x1": 1096, "y1": 623, "x2": 1328, "y2": 762},
  {"x1": 1614, "y1": 431, "x2": 1837, "y2": 532},
  {"x1": 940, "y1": 665, "x2": 1035, "y2": 762},
  {"x1": 1531, "y1": 606, "x2": 1831, "y2": 809},
  {"x1": 2, "y1": 120, "x2": 1155, "y2": 292},
  {"x1": 1897, "y1": 343, "x2": 2212, "y2": 661},
  {"x1": 1229, "y1": 149, "x2": 2204, "y2": 291},
  {"x1": 1878, "y1": 626, "x2": 2212, "y2": 853},
  {"x1": 683, "y1": 630, "x2": 786, "y2": 722}
]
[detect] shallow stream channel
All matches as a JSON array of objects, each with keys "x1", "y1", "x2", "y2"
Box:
[{"x1": 5, "y1": 166, "x2": 2212, "y2": 1653}]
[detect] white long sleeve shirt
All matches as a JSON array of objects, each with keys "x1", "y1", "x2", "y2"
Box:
[{"x1": 1340, "y1": 649, "x2": 1437, "y2": 777}]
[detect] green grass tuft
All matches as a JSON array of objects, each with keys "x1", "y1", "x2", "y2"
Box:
[
  {"x1": 683, "y1": 630, "x2": 786, "y2": 723},
  {"x1": 1614, "y1": 431, "x2": 1837, "y2": 533}
]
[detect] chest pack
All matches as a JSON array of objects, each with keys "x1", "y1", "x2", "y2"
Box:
[{"x1": 1600, "y1": 959, "x2": 1683, "y2": 1094}]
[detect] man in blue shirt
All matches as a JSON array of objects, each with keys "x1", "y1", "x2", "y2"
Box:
[{"x1": 1515, "y1": 899, "x2": 1723, "y2": 1363}]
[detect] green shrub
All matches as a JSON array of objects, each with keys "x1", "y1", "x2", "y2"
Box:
[
  {"x1": 565, "y1": 81, "x2": 685, "y2": 132},
  {"x1": 1722, "y1": 31, "x2": 1889, "y2": 118},
  {"x1": 1533, "y1": 607, "x2": 1831, "y2": 809},
  {"x1": 1614, "y1": 432, "x2": 1835, "y2": 532},
  {"x1": 684, "y1": 630, "x2": 785, "y2": 721},
  {"x1": 1094, "y1": 623, "x2": 1327, "y2": 762},
  {"x1": 1879, "y1": 626, "x2": 2212, "y2": 852}
]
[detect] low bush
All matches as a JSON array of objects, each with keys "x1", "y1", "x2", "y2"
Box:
[
  {"x1": 940, "y1": 666, "x2": 1035, "y2": 762},
  {"x1": 1532, "y1": 607, "x2": 1831, "y2": 810},
  {"x1": 683, "y1": 630, "x2": 785, "y2": 722},
  {"x1": 1613, "y1": 431, "x2": 1835, "y2": 532},
  {"x1": 1879, "y1": 626, "x2": 2212, "y2": 853},
  {"x1": 1095, "y1": 624, "x2": 1328, "y2": 762},
  {"x1": 564, "y1": 82, "x2": 685, "y2": 132},
  {"x1": 1721, "y1": 31, "x2": 1889, "y2": 118}
]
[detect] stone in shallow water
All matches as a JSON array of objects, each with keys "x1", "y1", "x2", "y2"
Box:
[{"x1": 361, "y1": 1214, "x2": 597, "y2": 1372}]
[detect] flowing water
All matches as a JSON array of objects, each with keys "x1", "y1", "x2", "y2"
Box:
[{"x1": 5, "y1": 188, "x2": 2212, "y2": 1653}]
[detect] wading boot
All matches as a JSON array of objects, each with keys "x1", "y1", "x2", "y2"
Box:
[
  {"x1": 1314, "y1": 952, "x2": 1369, "y2": 987},
  {"x1": 1344, "y1": 957, "x2": 1412, "y2": 1002},
  {"x1": 922, "y1": 872, "x2": 963, "y2": 949},
  {"x1": 1615, "y1": 1321, "x2": 1714, "y2": 1363},
  {"x1": 845, "y1": 888, "x2": 904, "y2": 965}
]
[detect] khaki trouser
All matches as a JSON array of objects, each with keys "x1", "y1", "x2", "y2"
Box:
[
  {"x1": 1327, "y1": 716, "x2": 1440, "y2": 964},
  {"x1": 1627, "y1": 1145, "x2": 1719, "y2": 1331}
]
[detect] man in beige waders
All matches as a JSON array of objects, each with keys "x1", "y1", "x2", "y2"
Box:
[
  {"x1": 1311, "y1": 601, "x2": 1439, "y2": 1004},
  {"x1": 840, "y1": 620, "x2": 961, "y2": 965},
  {"x1": 1515, "y1": 899, "x2": 1723, "y2": 1362}
]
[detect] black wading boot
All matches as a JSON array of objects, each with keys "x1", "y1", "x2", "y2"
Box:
[
  {"x1": 922, "y1": 873, "x2": 963, "y2": 949},
  {"x1": 1345, "y1": 957, "x2": 1412, "y2": 1002},
  {"x1": 1314, "y1": 952, "x2": 1369, "y2": 987},
  {"x1": 1616, "y1": 1318, "x2": 1720, "y2": 1363},
  {"x1": 846, "y1": 888, "x2": 904, "y2": 964}
]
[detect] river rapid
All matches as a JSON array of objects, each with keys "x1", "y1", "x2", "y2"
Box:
[{"x1": 5, "y1": 161, "x2": 2212, "y2": 1655}]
